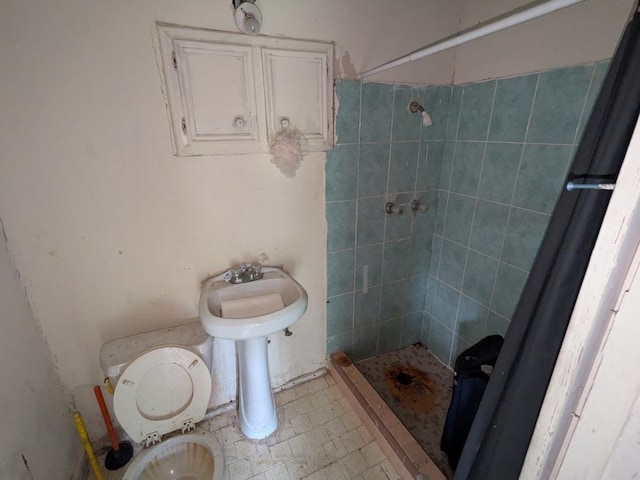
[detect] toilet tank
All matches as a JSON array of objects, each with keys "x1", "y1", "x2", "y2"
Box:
[{"x1": 100, "y1": 320, "x2": 213, "y2": 379}]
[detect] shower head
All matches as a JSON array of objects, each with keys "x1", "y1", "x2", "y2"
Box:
[{"x1": 409, "y1": 101, "x2": 432, "y2": 127}]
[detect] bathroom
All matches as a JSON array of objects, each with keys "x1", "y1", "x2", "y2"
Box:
[{"x1": 1, "y1": 0, "x2": 639, "y2": 479}]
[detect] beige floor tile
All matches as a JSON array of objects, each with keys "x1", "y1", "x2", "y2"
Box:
[
  {"x1": 361, "y1": 441, "x2": 385, "y2": 468},
  {"x1": 285, "y1": 454, "x2": 313, "y2": 479},
  {"x1": 310, "y1": 390, "x2": 330, "y2": 409},
  {"x1": 220, "y1": 424, "x2": 244, "y2": 445},
  {"x1": 289, "y1": 432, "x2": 309, "y2": 457},
  {"x1": 323, "y1": 437, "x2": 349, "y2": 462},
  {"x1": 294, "y1": 381, "x2": 315, "y2": 398},
  {"x1": 308, "y1": 407, "x2": 330, "y2": 427},
  {"x1": 308, "y1": 376, "x2": 328, "y2": 393},
  {"x1": 224, "y1": 442, "x2": 238, "y2": 464},
  {"x1": 357, "y1": 425, "x2": 374, "y2": 444},
  {"x1": 249, "y1": 449, "x2": 273, "y2": 475},
  {"x1": 264, "y1": 462, "x2": 290, "y2": 480},
  {"x1": 323, "y1": 417, "x2": 347, "y2": 440},
  {"x1": 255, "y1": 436, "x2": 276, "y2": 452},
  {"x1": 361, "y1": 464, "x2": 389, "y2": 480},
  {"x1": 275, "y1": 420, "x2": 296, "y2": 443},
  {"x1": 276, "y1": 387, "x2": 298, "y2": 406},
  {"x1": 291, "y1": 413, "x2": 313, "y2": 434},
  {"x1": 340, "y1": 450, "x2": 369, "y2": 478},
  {"x1": 235, "y1": 439, "x2": 259, "y2": 459},
  {"x1": 304, "y1": 470, "x2": 329, "y2": 480},
  {"x1": 269, "y1": 440, "x2": 294, "y2": 464},
  {"x1": 325, "y1": 384, "x2": 344, "y2": 402},
  {"x1": 340, "y1": 410, "x2": 361, "y2": 431},
  {"x1": 292, "y1": 396, "x2": 315, "y2": 416},
  {"x1": 341, "y1": 428, "x2": 366, "y2": 454},
  {"x1": 307, "y1": 425, "x2": 330, "y2": 449},
  {"x1": 339, "y1": 396, "x2": 354, "y2": 412},
  {"x1": 317, "y1": 461, "x2": 350, "y2": 480},
  {"x1": 305, "y1": 445, "x2": 332, "y2": 471},
  {"x1": 207, "y1": 410, "x2": 236, "y2": 431},
  {"x1": 281, "y1": 402, "x2": 299, "y2": 422},
  {"x1": 322, "y1": 399, "x2": 346, "y2": 419},
  {"x1": 228, "y1": 458, "x2": 253, "y2": 480}
]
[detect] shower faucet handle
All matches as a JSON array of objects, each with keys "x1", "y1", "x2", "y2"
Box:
[
  {"x1": 385, "y1": 202, "x2": 403, "y2": 215},
  {"x1": 411, "y1": 199, "x2": 430, "y2": 212}
]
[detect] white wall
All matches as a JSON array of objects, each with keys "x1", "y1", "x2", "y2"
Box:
[
  {"x1": 0, "y1": 0, "x2": 462, "y2": 437},
  {"x1": 0, "y1": 223, "x2": 78, "y2": 479},
  {"x1": 454, "y1": 0, "x2": 635, "y2": 83}
]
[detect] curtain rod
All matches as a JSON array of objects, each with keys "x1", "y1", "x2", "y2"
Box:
[{"x1": 358, "y1": 0, "x2": 586, "y2": 80}]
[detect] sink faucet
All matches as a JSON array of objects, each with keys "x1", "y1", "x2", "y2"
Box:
[{"x1": 223, "y1": 262, "x2": 264, "y2": 284}]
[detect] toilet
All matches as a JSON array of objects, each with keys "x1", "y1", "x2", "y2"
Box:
[{"x1": 100, "y1": 321, "x2": 225, "y2": 480}]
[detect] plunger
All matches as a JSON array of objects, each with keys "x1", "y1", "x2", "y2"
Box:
[{"x1": 93, "y1": 385, "x2": 133, "y2": 470}]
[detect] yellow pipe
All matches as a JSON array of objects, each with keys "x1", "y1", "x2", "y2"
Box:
[{"x1": 73, "y1": 411, "x2": 104, "y2": 480}]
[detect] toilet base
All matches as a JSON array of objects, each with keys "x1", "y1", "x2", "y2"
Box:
[{"x1": 237, "y1": 337, "x2": 278, "y2": 439}]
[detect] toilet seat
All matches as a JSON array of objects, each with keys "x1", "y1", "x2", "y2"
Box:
[{"x1": 113, "y1": 345, "x2": 211, "y2": 445}]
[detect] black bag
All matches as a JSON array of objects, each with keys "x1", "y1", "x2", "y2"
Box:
[{"x1": 440, "y1": 335, "x2": 504, "y2": 470}]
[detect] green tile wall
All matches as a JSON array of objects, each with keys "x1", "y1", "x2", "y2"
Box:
[
  {"x1": 326, "y1": 80, "x2": 449, "y2": 360},
  {"x1": 423, "y1": 61, "x2": 610, "y2": 367},
  {"x1": 327, "y1": 60, "x2": 609, "y2": 366}
]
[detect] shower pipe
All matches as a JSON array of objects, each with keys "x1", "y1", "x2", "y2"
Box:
[{"x1": 359, "y1": 0, "x2": 585, "y2": 79}]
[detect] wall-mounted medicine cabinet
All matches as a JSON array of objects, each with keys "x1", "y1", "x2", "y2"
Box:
[{"x1": 155, "y1": 23, "x2": 334, "y2": 156}]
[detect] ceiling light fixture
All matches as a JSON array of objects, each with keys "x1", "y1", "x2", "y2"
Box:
[{"x1": 233, "y1": 0, "x2": 262, "y2": 36}]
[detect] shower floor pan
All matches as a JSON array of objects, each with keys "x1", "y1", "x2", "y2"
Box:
[{"x1": 329, "y1": 343, "x2": 453, "y2": 480}]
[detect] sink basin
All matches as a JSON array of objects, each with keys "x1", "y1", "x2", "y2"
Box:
[{"x1": 199, "y1": 266, "x2": 308, "y2": 340}]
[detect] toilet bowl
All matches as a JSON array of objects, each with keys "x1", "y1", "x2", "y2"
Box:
[{"x1": 100, "y1": 321, "x2": 225, "y2": 480}]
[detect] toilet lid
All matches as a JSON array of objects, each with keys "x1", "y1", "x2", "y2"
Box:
[{"x1": 113, "y1": 345, "x2": 211, "y2": 443}]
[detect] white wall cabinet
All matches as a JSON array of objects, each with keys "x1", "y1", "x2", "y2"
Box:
[{"x1": 155, "y1": 24, "x2": 333, "y2": 156}]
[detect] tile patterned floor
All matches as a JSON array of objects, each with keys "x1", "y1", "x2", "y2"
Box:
[
  {"x1": 356, "y1": 344, "x2": 454, "y2": 479},
  {"x1": 100, "y1": 374, "x2": 399, "y2": 480}
]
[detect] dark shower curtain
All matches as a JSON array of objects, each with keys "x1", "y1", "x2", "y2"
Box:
[{"x1": 455, "y1": 7, "x2": 640, "y2": 480}]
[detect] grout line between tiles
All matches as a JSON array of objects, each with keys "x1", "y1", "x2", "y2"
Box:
[
  {"x1": 486, "y1": 73, "x2": 541, "y2": 327},
  {"x1": 450, "y1": 80, "x2": 499, "y2": 356},
  {"x1": 572, "y1": 64, "x2": 598, "y2": 146},
  {"x1": 435, "y1": 84, "x2": 463, "y2": 365},
  {"x1": 350, "y1": 80, "x2": 364, "y2": 349}
]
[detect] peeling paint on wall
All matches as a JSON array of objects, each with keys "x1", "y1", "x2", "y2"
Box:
[{"x1": 338, "y1": 51, "x2": 357, "y2": 80}]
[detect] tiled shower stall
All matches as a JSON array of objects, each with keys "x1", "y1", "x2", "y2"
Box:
[{"x1": 326, "y1": 60, "x2": 609, "y2": 366}]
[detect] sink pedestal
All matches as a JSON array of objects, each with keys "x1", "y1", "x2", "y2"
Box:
[{"x1": 236, "y1": 337, "x2": 278, "y2": 439}]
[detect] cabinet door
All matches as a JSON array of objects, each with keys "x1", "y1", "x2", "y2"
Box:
[
  {"x1": 157, "y1": 27, "x2": 266, "y2": 155},
  {"x1": 262, "y1": 48, "x2": 333, "y2": 151}
]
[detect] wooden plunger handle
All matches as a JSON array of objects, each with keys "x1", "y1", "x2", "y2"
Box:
[{"x1": 93, "y1": 385, "x2": 120, "y2": 451}]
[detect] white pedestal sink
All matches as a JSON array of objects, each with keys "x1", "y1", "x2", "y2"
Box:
[{"x1": 199, "y1": 266, "x2": 308, "y2": 439}]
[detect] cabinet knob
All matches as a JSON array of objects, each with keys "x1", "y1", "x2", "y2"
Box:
[{"x1": 233, "y1": 116, "x2": 246, "y2": 128}]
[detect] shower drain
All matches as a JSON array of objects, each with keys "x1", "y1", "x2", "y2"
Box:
[
  {"x1": 384, "y1": 363, "x2": 437, "y2": 412},
  {"x1": 395, "y1": 371, "x2": 414, "y2": 385}
]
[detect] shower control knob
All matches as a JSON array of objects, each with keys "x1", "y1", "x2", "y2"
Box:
[{"x1": 233, "y1": 116, "x2": 246, "y2": 128}]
